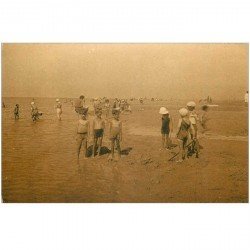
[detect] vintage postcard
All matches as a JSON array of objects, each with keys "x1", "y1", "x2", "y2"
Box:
[{"x1": 1, "y1": 44, "x2": 248, "y2": 202}]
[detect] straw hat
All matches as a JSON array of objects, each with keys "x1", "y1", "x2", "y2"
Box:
[
  {"x1": 56, "y1": 99, "x2": 59, "y2": 102},
  {"x1": 187, "y1": 101, "x2": 196, "y2": 107},
  {"x1": 159, "y1": 107, "x2": 169, "y2": 115},
  {"x1": 31, "y1": 102, "x2": 35, "y2": 105},
  {"x1": 179, "y1": 108, "x2": 188, "y2": 117}
]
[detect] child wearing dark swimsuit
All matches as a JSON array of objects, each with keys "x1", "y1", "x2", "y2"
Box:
[
  {"x1": 76, "y1": 113, "x2": 90, "y2": 165},
  {"x1": 161, "y1": 114, "x2": 170, "y2": 149},
  {"x1": 92, "y1": 110, "x2": 105, "y2": 157},
  {"x1": 159, "y1": 107, "x2": 173, "y2": 150}
]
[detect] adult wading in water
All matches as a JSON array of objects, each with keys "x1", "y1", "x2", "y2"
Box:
[
  {"x1": 55, "y1": 99, "x2": 62, "y2": 121},
  {"x1": 31, "y1": 102, "x2": 42, "y2": 122},
  {"x1": 74, "y1": 95, "x2": 88, "y2": 115}
]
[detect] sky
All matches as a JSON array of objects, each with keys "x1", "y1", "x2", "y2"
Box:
[{"x1": 2, "y1": 44, "x2": 248, "y2": 100}]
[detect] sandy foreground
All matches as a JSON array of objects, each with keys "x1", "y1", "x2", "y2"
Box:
[{"x1": 2, "y1": 98, "x2": 248, "y2": 202}]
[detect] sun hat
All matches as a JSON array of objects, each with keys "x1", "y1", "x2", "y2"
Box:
[
  {"x1": 179, "y1": 108, "x2": 189, "y2": 117},
  {"x1": 159, "y1": 107, "x2": 169, "y2": 115},
  {"x1": 31, "y1": 102, "x2": 35, "y2": 105},
  {"x1": 56, "y1": 99, "x2": 59, "y2": 102},
  {"x1": 187, "y1": 101, "x2": 196, "y2": 107}
]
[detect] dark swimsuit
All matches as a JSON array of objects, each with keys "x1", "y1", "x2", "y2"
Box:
[
  {"x1": 94, "y1": 129, "x2": 104, "y2": 138},
  {"x1": 161, "y1": 117, "x2": 170, "y2": 134}
]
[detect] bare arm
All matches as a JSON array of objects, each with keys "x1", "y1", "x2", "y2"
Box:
[
  {"x1": 75, "y1": 122, "x2": 79, "y2": 138},
  {"x1": 87, "y1": 121, "x2": 91, "y2": 138},
  {"x1": 170, "y1": 116, "x2": 173, "y2": 133},
  {"x1": 102, "y1": 120, "x2": 105, "y2": 136},
  {"x1": 189, "y1": 124, "x2": 195, "y2": 138},
  {"x1": 120, "y1": 121, "x2": 123, "y2": 141},
  {"x1": 109, "y1": 121, "x2": 112, "y2": 137},
  {"x1": 92, "y1": 119, "x2": 95, "y2": 137},
  {"x1": 176, "y1": 119, "x2": 182, "y2": 137}
]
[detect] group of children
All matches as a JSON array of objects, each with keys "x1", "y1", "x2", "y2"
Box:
[
  {"x1": 160, "y1": 101, "x2": 210, "y2": 162},
  {"x1": 9, "y1": 96, "x2": 210, "y2": 164},
  {"x1": 76, "y1": 107, "x2": 122, "y2": 165}
]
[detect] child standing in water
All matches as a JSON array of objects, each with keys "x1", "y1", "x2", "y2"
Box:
[
  {"x1": 31, "y1": 102, "x2": 40, "y2": 122},
  {"x1": 14, "y1": 104, "x2": 20, "y2": 120},
  {"x1": 55, "y1": 99, "x2": 62, "y2": 121},
  {"x1": 92, "y1": 110, "x2": 105, "y2": 157},
  {"x1": 159, "y1": 107, "x2": 171, "y2": 149},
  {"x1": 76, "y1": 112, "x2": 90, "y2": 165},
  {"x1": 176, "y1": 108, "x2": 194, "y2": 162},
  {"x1": 187, "y1": 101, "x2": 198, "y2": 138},
  {"x1": 109, "y1": 109, "x2": 122, "y2": 161}
]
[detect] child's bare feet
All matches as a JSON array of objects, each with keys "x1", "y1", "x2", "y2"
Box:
[
  {"x1": 108, "y1": 155, "x2": 114, "y2": 161},
  {"x1": 176, "y1": 159, "x2": 183, "y2": 163}
]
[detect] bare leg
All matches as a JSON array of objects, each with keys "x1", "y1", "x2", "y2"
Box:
[
  {"x1": 166, "y1": 134, "x2": 170, "y2": 149},
  {"x1": 76, "y1": 137, "x2": 83, "y2": 164},
  {"x1": 177, "y1": 139, "x2": 184, "y2": 162},
  {"x1": 109, "y1": 139, "x2": 115, "y2": 160},
  {"x1": 161, "y1": 134, "x2": 165, "y2": 148},
  {"x1": 116, "y1": 139, "x2": 121, "y2": 159},
  {"x1": 83, "y1": 138, "x2": 88, "y2": 159},
  {"x1": 97, "y1": 137, "x2": 103, "y2": 156},
  {"x1": 92, "y1": 138, "x2": 97, "y2": 158}
]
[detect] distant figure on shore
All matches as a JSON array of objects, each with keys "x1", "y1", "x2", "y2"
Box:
[
  {"x1": 93, "y1": 98, "x2": 101, "y2": 114},
  {"x1": 109, "y1": 109, "x2": 122, "y2": 161},
  {"x1": 76, "y1": 112, "x2": 90, "y2": 165},
  {"x1": 55, "y1": 99, "x2": 62, "y2": 121},
  {"x1": 244, "y1": 91, "x2": 248, "y2": 107},
  {"x1": 139, "y1": 97, "x2": 144, "y2": 111},
  {"x1": 14, "y1": 104, "x2": 20, "y2": 120},
  {"x1": 31, "y1": 102, "x2": 42, "y2": 122},
  {"x1": 2, "y1": 102, "x2": 6, "y2": 108},
  {"x1": 74, "y1": 95, "x2": 87, "y2": 115},
  {"x1": 103, "y1": 99, "x2": 111, "y2": 118},
  {"x1": 159, "y1": 107, "x2": 171, "y2": 150},
  {"x1": 200, "y1": 105, "x2": 210, "y2": 133},
  {"x1": 92, "y1": 110, "x2": 105, "y2": 157}
]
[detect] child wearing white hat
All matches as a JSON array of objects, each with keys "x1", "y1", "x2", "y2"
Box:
[
  {"x1": 55, "y1": 99, "x2": 62, "y2": 121},
  {"x1": 176, "y1": 108, "x2": 194, "y2": 162},
  {"x1": 159, "y1": 107, "x2": 172, "y2": 150}
]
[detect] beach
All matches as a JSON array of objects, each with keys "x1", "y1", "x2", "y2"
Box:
[{"x1": 2, "y1": 97, "x2": 248, "y2": 202}]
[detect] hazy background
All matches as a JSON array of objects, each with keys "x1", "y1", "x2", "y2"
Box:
[{"x1": 2, "y1": 44, "x2": 248, "y2": 100}]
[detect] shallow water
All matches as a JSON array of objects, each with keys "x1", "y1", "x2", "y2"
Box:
[{"x1": 1, "y1": 98, "x2": 248, "y2": 202}]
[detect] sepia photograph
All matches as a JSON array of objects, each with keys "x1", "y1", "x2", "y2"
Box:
[{"x1": 1, "y1": 43, "x2": 248, "y2": 203}]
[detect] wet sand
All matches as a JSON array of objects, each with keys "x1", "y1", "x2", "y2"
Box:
[{"x1": 2, "y1": 98, "x2": 248, "y2": 202}]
